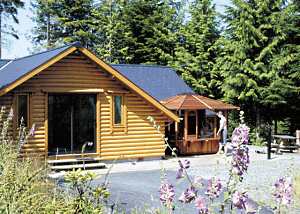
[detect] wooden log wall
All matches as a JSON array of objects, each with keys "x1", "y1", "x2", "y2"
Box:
[
  {"x1": 7, "y1": 51, "x2": 167, "y2": 159},
  {"x1": 0, "y1": 93, "x2": 14, "y2": 138}
]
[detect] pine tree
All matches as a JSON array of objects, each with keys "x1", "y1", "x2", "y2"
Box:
[
  {"x1": 32, "y1": 0, "x2": 95, "y2": 49},
  {"x1": 124, "y1": 0, "x2": 184, "y2": 65},
  {"x1": 213, "y1": 0, "x2": 299, "y2": 130},
  {"x1": 172, "y1": 0, "x2": 219, "y2": 96},
  {"x1": 0, "y1": 0, "x2": 24, "y2": 58},
  {"x1": 92, "y1": 0, "x2": 133, "y2": 63}
]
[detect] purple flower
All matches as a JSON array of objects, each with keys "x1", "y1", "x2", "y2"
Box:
[
  {"x1": 179, "y1": 186, "x2": 197, "y2": 203},
  {"x1": 159, "y1": 181, "x2": 175, "y2": 206},
  {"x1": 195, "y1": 196, "x2": 209, "y2": 214},
  {"x1": 176, "y1": 168, "x2": 184, "y2": 179},
  {"x1": 194, "y1": 176, "x2": 203, "y2": 186},
  {"x1": 231, "y1": 124, "x2": 250, "y2": 146},
  {"x1": 205, "y1": 177, "x2": 222, "y2": 199},
  {"x1": 8, "y1": 108, "x2": 14, "y2": 120},
  {"x1": 273, "y1": 177, "x2": 293, "y2": 206},
  {"x1": 231, "y1": 146, "x2": 250, "y2": 177},
  {"x1": 232, "y1": 191, "x2": 248, "y2": 210},
  {"x1": 29, "y1": 124, "x2": 35, "y2": 137},
  {"x1": 179, "y1": 159, "x2": 190, "y2": 169},
  {"x1": 176, "y1": 159, "x2": 190, "y2": 179}
]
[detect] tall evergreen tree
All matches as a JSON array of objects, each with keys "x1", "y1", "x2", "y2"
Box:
[
  {"x1": 32, "y1": 0, "x2": 95, "y2": 49},
  {"x1": 172, "y1": 0, "x2": 219, "y2": 96},
  {"x1": 0, "y1": 0, "x2": 24, "y2": 58},
  {"x1": 92, "y1": 0, "x2": 133, "y2": 63},
  {"x1": 213, "y1": 0, "x2": 299, "y2": 131},
  {"x1": 124, "y1": 0, "x2": 185, "y2": 65}
]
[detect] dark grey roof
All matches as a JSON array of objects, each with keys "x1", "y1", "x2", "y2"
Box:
[
  {"x1": 0, "y1": 43, "x2": 193, "y2": 101},
  {"x1": 112, "y1": 64, "x2": 193, "y2": 101},
  {"x1": 0, "y1": 59, "x2": 10, "y2": 68},
  {"x1": 0, "y1": 44, "x2": 73, "y2": 89}
]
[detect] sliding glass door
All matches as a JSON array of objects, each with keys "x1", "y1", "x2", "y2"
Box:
[{"x1": 48, "y1": 94, "x2": 96, "y2": 155}]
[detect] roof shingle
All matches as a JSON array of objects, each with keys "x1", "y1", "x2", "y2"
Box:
[{"x1": 112, "y1": 64, "x2": 193, "y2": 101}]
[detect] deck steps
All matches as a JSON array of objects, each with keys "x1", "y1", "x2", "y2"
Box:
[{"x1": 48, "y1": 157, "x2": 106, "y2": 171}]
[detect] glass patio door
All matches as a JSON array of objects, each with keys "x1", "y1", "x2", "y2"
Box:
[{"x1": 48, "y1": 94, "x2": 96, "y2": 155}]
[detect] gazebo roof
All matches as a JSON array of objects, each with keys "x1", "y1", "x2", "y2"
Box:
[{"x1": 161, "y1": 93, "x2": 239, "y2": 111}]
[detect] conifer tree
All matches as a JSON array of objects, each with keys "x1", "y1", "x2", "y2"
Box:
[
  {"x1": 213, "y1": 0, "x2": 299, "y2": 129},
  {"x1": 124, "y1": 0, "x2": 185, "y2": 65},
  {"x1": 92, "y1": 0, "x2": 133, "y2": 63},
  {"x1": 172, "y1": 0, "x2": 219, "y2": 96},
  {"x1": 32, "y1": 0, "x2": 95, "y2": 49},
  {"x1": 0, "y1": 0, "x2": 24, "y2": 58}
]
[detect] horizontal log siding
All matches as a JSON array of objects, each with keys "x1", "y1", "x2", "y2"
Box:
[
  {"x1": 0, "y1": 93, "x2": 14, "y2": 137},
  {"x1": 20, "y1": 92, "x2": 46, "y2": 156},
  {"x1": 100, "y1": 93, "x2": 166, "y2": 160},
  {"x1": 10, "y1": 52, "x2": 168, "y2": 159}
]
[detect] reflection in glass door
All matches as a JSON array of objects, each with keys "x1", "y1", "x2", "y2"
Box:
[{"x1": 48, "y1": 94, "x2": 96, "y2": 155}]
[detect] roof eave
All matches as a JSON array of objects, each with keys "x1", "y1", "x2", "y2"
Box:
[{"x1": 0, "y1": 46, "x2": 77, "y2": 96}]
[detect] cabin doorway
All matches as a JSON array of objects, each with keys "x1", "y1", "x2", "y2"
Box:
[{"x1": 48, "y1": 94, "x2": 96, "y2": 155}]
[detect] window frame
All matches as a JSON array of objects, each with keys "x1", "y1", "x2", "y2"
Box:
[{"x1": 112, "y1": 95, "x2": 124, "y2": 127}]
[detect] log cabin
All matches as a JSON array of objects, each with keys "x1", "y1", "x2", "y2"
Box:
[{"x1": 0, "y1": 42, "x2": 238, "y2": 163}]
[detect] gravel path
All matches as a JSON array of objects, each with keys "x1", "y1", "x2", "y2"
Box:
[{"x1": 60, "y1": 146, "x2": 300, "y2": 213}]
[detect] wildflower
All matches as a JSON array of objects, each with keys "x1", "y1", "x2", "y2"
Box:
[
  {"x1": 195, "y1": 196, "x2": 209, "y2": 214},
  {"x1": 205, "y1": 177, "x2": 222, "y2": 200},
  {"x1": 8, "y1": 108, "x2": 14, "y2": 120},
  {"x1": 273, "y1": 177, "x2": 293, "y2": 206},
  {"x1": 29, "y1": 124, "x2": 36, "y2": 137},
  {"x1": 176, "y1": 159, "x2": 190, "y2": 179},
  {"x1": 179, "y1": 186, "x2": 197, "y2": 203},
  {"x1": 231, "y1": 146, "x2": 250, "y2": 177},
  {"x1": 194, "y1": 176, "x2": 203, "y2": 186},
  {"x1": 231, "y1": 124, "x2": 250, "y2": 146},
  {"x1": 232, "y1": 191, "x2": 248, "y2": 210},
  {"x1": 159, "y1": 181, "x2": 175, "y2": 206}
]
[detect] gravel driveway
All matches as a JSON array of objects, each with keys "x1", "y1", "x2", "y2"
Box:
[{"x1": 60, "y1": 146, "x2": 300, "y2": 213}]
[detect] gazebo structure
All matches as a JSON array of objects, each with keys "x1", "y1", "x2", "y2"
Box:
[{"x1": 162, "y1": 93, "x2": 239, "y2": 155}]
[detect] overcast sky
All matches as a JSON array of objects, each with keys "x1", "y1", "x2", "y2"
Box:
[{"x1": 2, "y1": 0, "x2": 230, "y2": 59}]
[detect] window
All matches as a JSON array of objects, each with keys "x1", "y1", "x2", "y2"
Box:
[
  {"x1": 17, "y1": 95, "x2": 29, "y2": 127},
  {"x1": 113, "y1": 95, "x2": 123, "y2": 125},
  {"x1": 199, "y1": 110, "x2": 216, "y2": 138},
  {"x1": 187, "y1": 111, "x2": 196, "y2": 135}
]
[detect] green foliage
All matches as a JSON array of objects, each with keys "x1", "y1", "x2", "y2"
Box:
[
  {"x1": 213, "y1": 0, "x2": 300, "y2": 132},
  {"x1": 64, "y1": 169, "x2": 109, "y2": 213},
  {"x1": 0, "y1": 106, "x2": 110, "y2": 213},
  {"x1": 172, "y1": 0, "x2": 220, "y2": 96},
  {"x1": 92, "y1": 0, "x2": 133, "y2": 63},
  {"x1": 0, "y1": 0, "x2": 24, "y2": 39},
  {"x1": 31, "y1": 0, "x2": 96, "y2": 49},
  {"x1": 123, "y1": 0, "x2": 184, "y2": 65}
]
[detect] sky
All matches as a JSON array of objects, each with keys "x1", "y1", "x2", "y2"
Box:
[{"x1": 2, "y1": 0, "x2": 230, "y2": 59}]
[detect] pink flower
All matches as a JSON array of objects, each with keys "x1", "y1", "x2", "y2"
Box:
[
  {"x1": 232, "y1": 191, "x2": 248, "y2": 210},
  {"x1": 176, "y1": 159, "x2": 190, "y2": 179},
  {"x1": 179, "y1": 186, "x2": 197, "y2": 203},
  {"x1": 231, "y1": 124, "x2": 250, "y2": 146},
  {"x1": 159, "y1": 181, "x2": 175, "y2": 207},
  {"x1": 29, "y1": 124, "x2": 35, "y2": 137},
  {"x1": 273, "y1": 177, "x2": 293, "y2": 206},
  {"x1": 231, "y1": 146, "x2": 250, "y2": 178},
  {"x1": 205, "y1": 177, "x2": 222, "y2": 199},
  {"x1": 195, "y1": 196, "x2": 209, "y2": 213}
]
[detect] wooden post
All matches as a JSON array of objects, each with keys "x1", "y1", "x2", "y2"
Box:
[
  {"x1": 296, "y1": 130, "x2": 300, "y2": 146},
  {"x1": 196, "y1": 110, "x2": 198, "y2": 138},
  {"x1": 267, "y1": 124, "x2": 272, "y2": 159},
  {"x1": 214, "y1": 116, "x2": 217, "y2": 138},
  {"x1": 184, "y1": 110, "x2": 188, "y2": 140}
]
